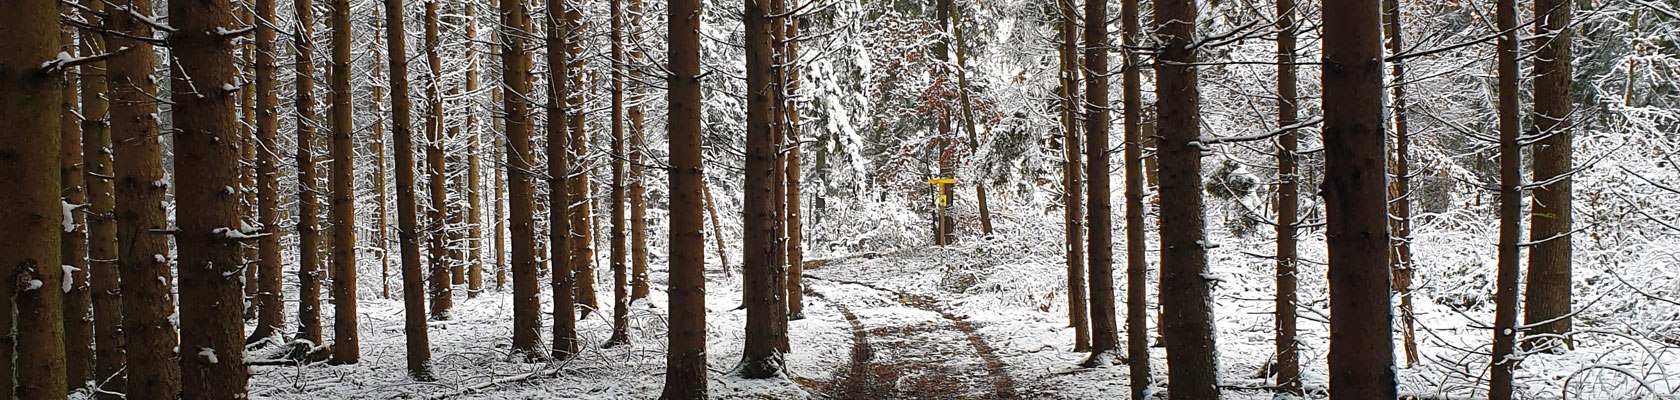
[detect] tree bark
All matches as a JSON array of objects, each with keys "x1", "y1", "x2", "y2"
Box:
[
  {"x1": 240, "y1": 4, "x2": 261, "y2": 323},
  {"x1": 604, "y1": 0, "x2": 633, "y2": 347},
  {"x1": 80, "y1": 0, "x2": 127, "y2": 391},
  {"x1": 1, "y1": 1, "x2": 69, "y2": 396},
  {"x1": 1381, "y1": 0, "x2": 1420, "y2": 367},
  {"x1": 1119, "y1": 0, "x2": 1150, "y2": 394},
  {"x1": 1524, "y1": 0, "x2": 1574, "y2": 347},
  {"x1": 627, "y1": 0, "x2": 650, "y2": 302},
  {"x1": 704, "y1": 180, "x2": 730, "y2": 271},
  {"x1": 662, "y1": 0, "x2": 709, "y2": 393},
  {"x1": 60, "y1": 17, "x2": 94, "y2": 390},
  {"x1": 251, "y1": 0, "x2": 287, "y2": 345},
  {"x1": 293, "y1": 0, "x2": 326, "y2": 347},
  {"x1": 1056, "y1": 0, "x2": 1089, "y2": 354},
  {"x1": 1153, "y1": 0, "x2": 1220, "y2": 395},
  {"x1": 466, "y1": 1, "x2": 486, "y2": 299},
  {"x1": 371, "y1": 13, "x2": 392, "y2": 301},
  {"x1": 784, "y1": 0, "x2": 806, "y2": 321},
  {"x1": 946, "y1": 0, "x2": 990, "y2": 236},
  {"x1": 1274, "y1": 0, "x2": 1302, "y2": 392},
  {"x1": 547, "y1": 0, "x2": 578, "y2": 360},
  {"x1": 425, "y1": 0, "x2": 454, "y2": 321},
  {"x1": 503, "y1": 0, "x2": 542, "y2": 358},
  {"x1": 1489, "y1": 0, "x2": 1523, "y2": 395},
  {"x1": 1082, "y1": 0, "x2": 1121, "y2": 362},
  {"x1": 742, "y1": 0, "x2": 788, "y2": 378},
  {"x1": 328, "y1": 0, "x2": 361, "y2": 364},
  {"x1": 932, "y1": 0, "x2": 956, "y2": 245},
  {"x1": 564, "y1": 2, "x2": 600, "y2": 315},
  {"x1": 389, "y1": 0, "x2": 434, "y2": 379},
  {"x1": 1323, "y1": 0, "x2": 1398, "y2": 396},
  {"x1": 169, "y1": 0, "x2": 251, "y2": 393}
]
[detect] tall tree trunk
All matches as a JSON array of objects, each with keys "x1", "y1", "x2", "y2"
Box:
[
  {"x1": 169, "y1": 0, "x2": 251, "y2": 393},
  {"x1": 605, "y1": 0, "x2": 633, "y2": 347},
  {"x1": 466, "y1": 1, "x2": 486, "y2": 299},
  {"x1": 425, "y1": 0, "x2": 454, "y2": 321},
  {"x1": 110, "y1": 0, "x2": 181, "y2": 391},
  {"x1": 389, "y1": 0, "x2": 434, "y2": 379},
  {"x1": 60, "y1": 17, "x2": 94, "y2": 390},
  {"x1": 547, "y1": 0, "x2": 578, "y2": 360},
  {"x1": 1273, "y1": 0, "x2": 1302, "y2": 392},
  {"x1": 742, "y1": 0, "x2": 787, "y2": 378},
  {"x1": 293, "y1": 0, "x2": 326, "y2": 347},
  {"x1": 662, "y1": 0, "x2": 710, "y2": 392},
  {"x1": 768, "y1": 0, "x2": 792, "y2": 356},
  {"x1": 251, "y1": 0, "x2": 287, "y2": 345},
  {"x1": 1082, "y1": 0, "x2": 1121, "y2": 362},
  {"x1": 565, "y1": 1, "x2": 600, "y2": 315},
  {"x1": 1056, "y1": 0, "x2": 1089, "y2": 354},
  {"x1": 1381, "y1": 0, "x2": 1420, "y2": 367},
  {"x1": 1323, "y1": 0, "x2": 1398, "y2": 396},
  {"x1": 1, "y1": 1, "x2": 69, "y2": 396},
  {"x1": 704, "y1": 180, "x2": 730, "y2": 270},
  {"x1": 946, "y1": 0, "x2": 991, "y2": 236},
  {"x1": 503, "y1": 0, "x2": 542, "y2": 358},
  {"x1": 1154, "y1": 0, "x2": 1220, "y2": 395},
  {"x1": 932, "y1": 0, "x2": 956, "y2": 245},
  {"x1": 371, "y1": 13, "x2": 392, "y2": 301},
  {"x1": 784, "y1": 0, "x2": 806, "y2": 321},
  {"x1": 627, "y1": 0, "x2": 650, "y2": 302},
  {"x1": 240, "y1": 4, "x2": 261, "y2": 323},
  {"x1": 80, "y1": 0, "x2": 127, "y2": 391},
  {"x1": 328, "y1": 0, "x2": 361, "y2": 364},
  {"x1": 1524, "y1": 0, "x2": 1574, "y2": 348},
  {"x1": 1119, "y1": 0, "x2": 1150, "y2": 394},
  {"x1": 493, "y1": 54, "x2": 508, "y2": 292},
  {"x1": 1489, "y1": 0, "x2": 1523, "y2": 395}
]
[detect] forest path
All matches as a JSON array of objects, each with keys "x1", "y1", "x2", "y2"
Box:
[{"x1": 804, "y1": 273, "x2": 1019, "y2": 399}]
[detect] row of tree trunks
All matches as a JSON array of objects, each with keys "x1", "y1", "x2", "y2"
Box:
[{"x1": 1055, "y1": 0, "x2": 1088, "y2": 354}]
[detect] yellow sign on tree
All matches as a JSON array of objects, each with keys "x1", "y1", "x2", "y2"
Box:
[{"x1": 928, "y1": 178, "x2": 956, "y2": 207}]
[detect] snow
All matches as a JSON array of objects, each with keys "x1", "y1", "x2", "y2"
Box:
[
  {"x1": 62, "y1": 265, "x2": 78, "y2": 293},
  {"x1": 200, "y1": 348, "x2": 219, "y2": 364},
  {"x1": 63, "y1": 200, "x2": 77, "y2": 233}
]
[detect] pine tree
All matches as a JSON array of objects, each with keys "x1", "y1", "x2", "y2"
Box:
[
  {"x1": 1489, "y1": 0, "x2": 1523, "y2": 395},
  {"x1": 1083, "y1": 0, "x2": 1120, "y2": 362},
  {"x1": 1119, "y1": 0, "x2": 1151, "y2": 394},
  {"x1": 328, "y1": 0, "x2": 362, "y2": 364},
  {"x1": 79, "y1": 0, "x2": 127, "y2": 391},
  {"x1": 626, "y1": 0, "x2": 651, "y2": 302},
  {"x1": 294, "y1": 0, "x2": 327, "y2": 348},
  {"x1": 60, "y1": 15, "x2": 94, "y2": 390},
  {"x1": 503, "y1": 0, "x2": 542, "y2": 358},
  {"x1": 606, "y1": 0, "x2": 632, "y2": 347},
  {"x1": 565, "y1": 0, "x2": 600, "y2": 314},
  {"x1": 1, "y1": 1, "x2": 70, "y2": 396},
  {"x1": 1382, "y1": 0, "x2": 1420, "y2": 366},
  {"x1": 661, "y1": 0, "x2": 709, "y2": 394},
  {"x1": 169, "y1": 0, "x2": 251, "y2": 393},
  {"x1": 741, "y1": 0, "x2": 786, "y2": 378},
  {"x1": 784, "y1": 0, "x2": 807, "y2": 321},
  {"x1": 465, "y1": 1, "x2": 487, "y2": 298},
  {"x1": 425, "y1": 0, "x2": 455, "y2": 321},
  {"x1": 1274, "y1": 0, "x2": 1302, "y2": 391},
  {"x1": 1056, "y1": 0, "x2": 1089, "y2": 354},
  {"x1": 251, "y1": 0, "x2": 287, "y2": 345},
  {"x1": 548, "y1": 0, "x2": 579, "y2": 360},
  {"x1": 389, "y1": 0, "x2": 435, "y2": 379},
  {"x1": 1524, "y1": 0, "x2": 1575, "y2": 346},
  {"x1": 1323, "y1": 0, "x2": 1398, "y2": 396},
  {"x1": 1154, "y1": 0, "x2": 1220, "y2": 395}
]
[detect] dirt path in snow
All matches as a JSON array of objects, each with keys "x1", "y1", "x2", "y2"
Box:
[{"x1": 805, "y1": 275, "x2": 1019, "y2": 399}]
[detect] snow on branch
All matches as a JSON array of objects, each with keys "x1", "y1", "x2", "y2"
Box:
[
  {"x1": 41, "y1": 46, "x2": 135, "y2": 73},
  {"x1": 1194, "y1": 116, "x2": 1323, "y2": 147}
]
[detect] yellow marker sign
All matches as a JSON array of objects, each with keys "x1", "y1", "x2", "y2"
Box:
[
  {"x1": 927, "y1": 178, "x2": 957, "y2": 184},
  {"x1": 928, "y1": 178, "x2": 955, "y2": 207}
]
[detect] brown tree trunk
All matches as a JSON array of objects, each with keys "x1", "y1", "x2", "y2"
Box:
[
  {"x1": 627, "y1": 0, "x2": 650, "y2": 302},
  {"x1": 240, "y1": 4, "x2": 261, "y2": 323},
  {"x1": 80, "y1": 0, "x2": 127, "y2": 391},
  {"x1": 168, "y1": 0, "x2": 251, "y2": 393},
  {"x1": 1274, "y1": 0, "x2": 1302, "y2": 392},
  {"x1": 565, "y1": 1, "x2": 599, "y2": 314},
  {"x1": 424, "y1": 0, "x2": 454, "y2": 321},
  {"x1": 388, "y1": 0, "x2": 434, "y2": 379},
  {"x1": 466, "y1": 1, "x2": 486, "y2": 299},
  {"x1": 768, "y1": 0, "x2": 792, "y2": 356},
  {"x1": 1056, "y1": 0, "x2": 1089, "y2": 354},
  {"x1": 605, "y1": 0, "x2": 633, "y2": 347},
  {"x1": 503, "y1": 0, "x2": 542, "y2": 358},
  {"x1": 946, "y1": 1, "x2": 990, "y2": 237},
  {"x1": 109, "y1": 0, "x2": 181, "y2": 391},
  {"x1": 1323, "y1": 0, "x2": 1398, "y2": 396},
  {"x1": 932, "y1": 0, "x2": 956, "y2": 245},
  {"x1": 293, "y1": 0, "x2": 326, "y2": 347},
  {"x1": 1524, "y1": 0, "x2": 1574, "y2": 348},
  {"x1": 1153, "y1": 0, "x2": 1220, "y2": 395},
  {"x1": 1, "y1": 1, "x2": 69, "y2": 396},
  {"x1": 60, "y1": 18, "x2": 94, "y2": 390},
  {"x1": 1119, "y1": 0, "x2": 1150, "y2": 394},
  {"x1": 1489, "y1": 0, "x2": 1522, "y2": 395},
  {"x1": 547, "y1": 0, "x2": 578, "y2": 360},
  {"x1": 371, "y1": 13, "x2": 392, "y2": 301},
  {"x1": 1381, "y1": 0, "x2": 1420, "y2": 367},
  {"x1": 742, "y1": 0, "x2": 788, "y2": 378},
  {"x1": 784, "y1": 1, "x2": 806, "y2": 321},
  {"x1": 704, "y1": 180, "x2": 731, "y2": 271},
  {"x1": 328, "y1": 0, "x2": 361, "y2": 364},
  {"x1": 494, "y1": 57, "x2": 508, "y2": 292},
  {"x1": 250, "y1": 0, "x2": 287, "y2": 345},
  {"x1": 1082, "y1": 0, "x2": 1121, "y2": 362},
  {"x1": 662, "y1": 0, "x2": 710, "y2": 392}
]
